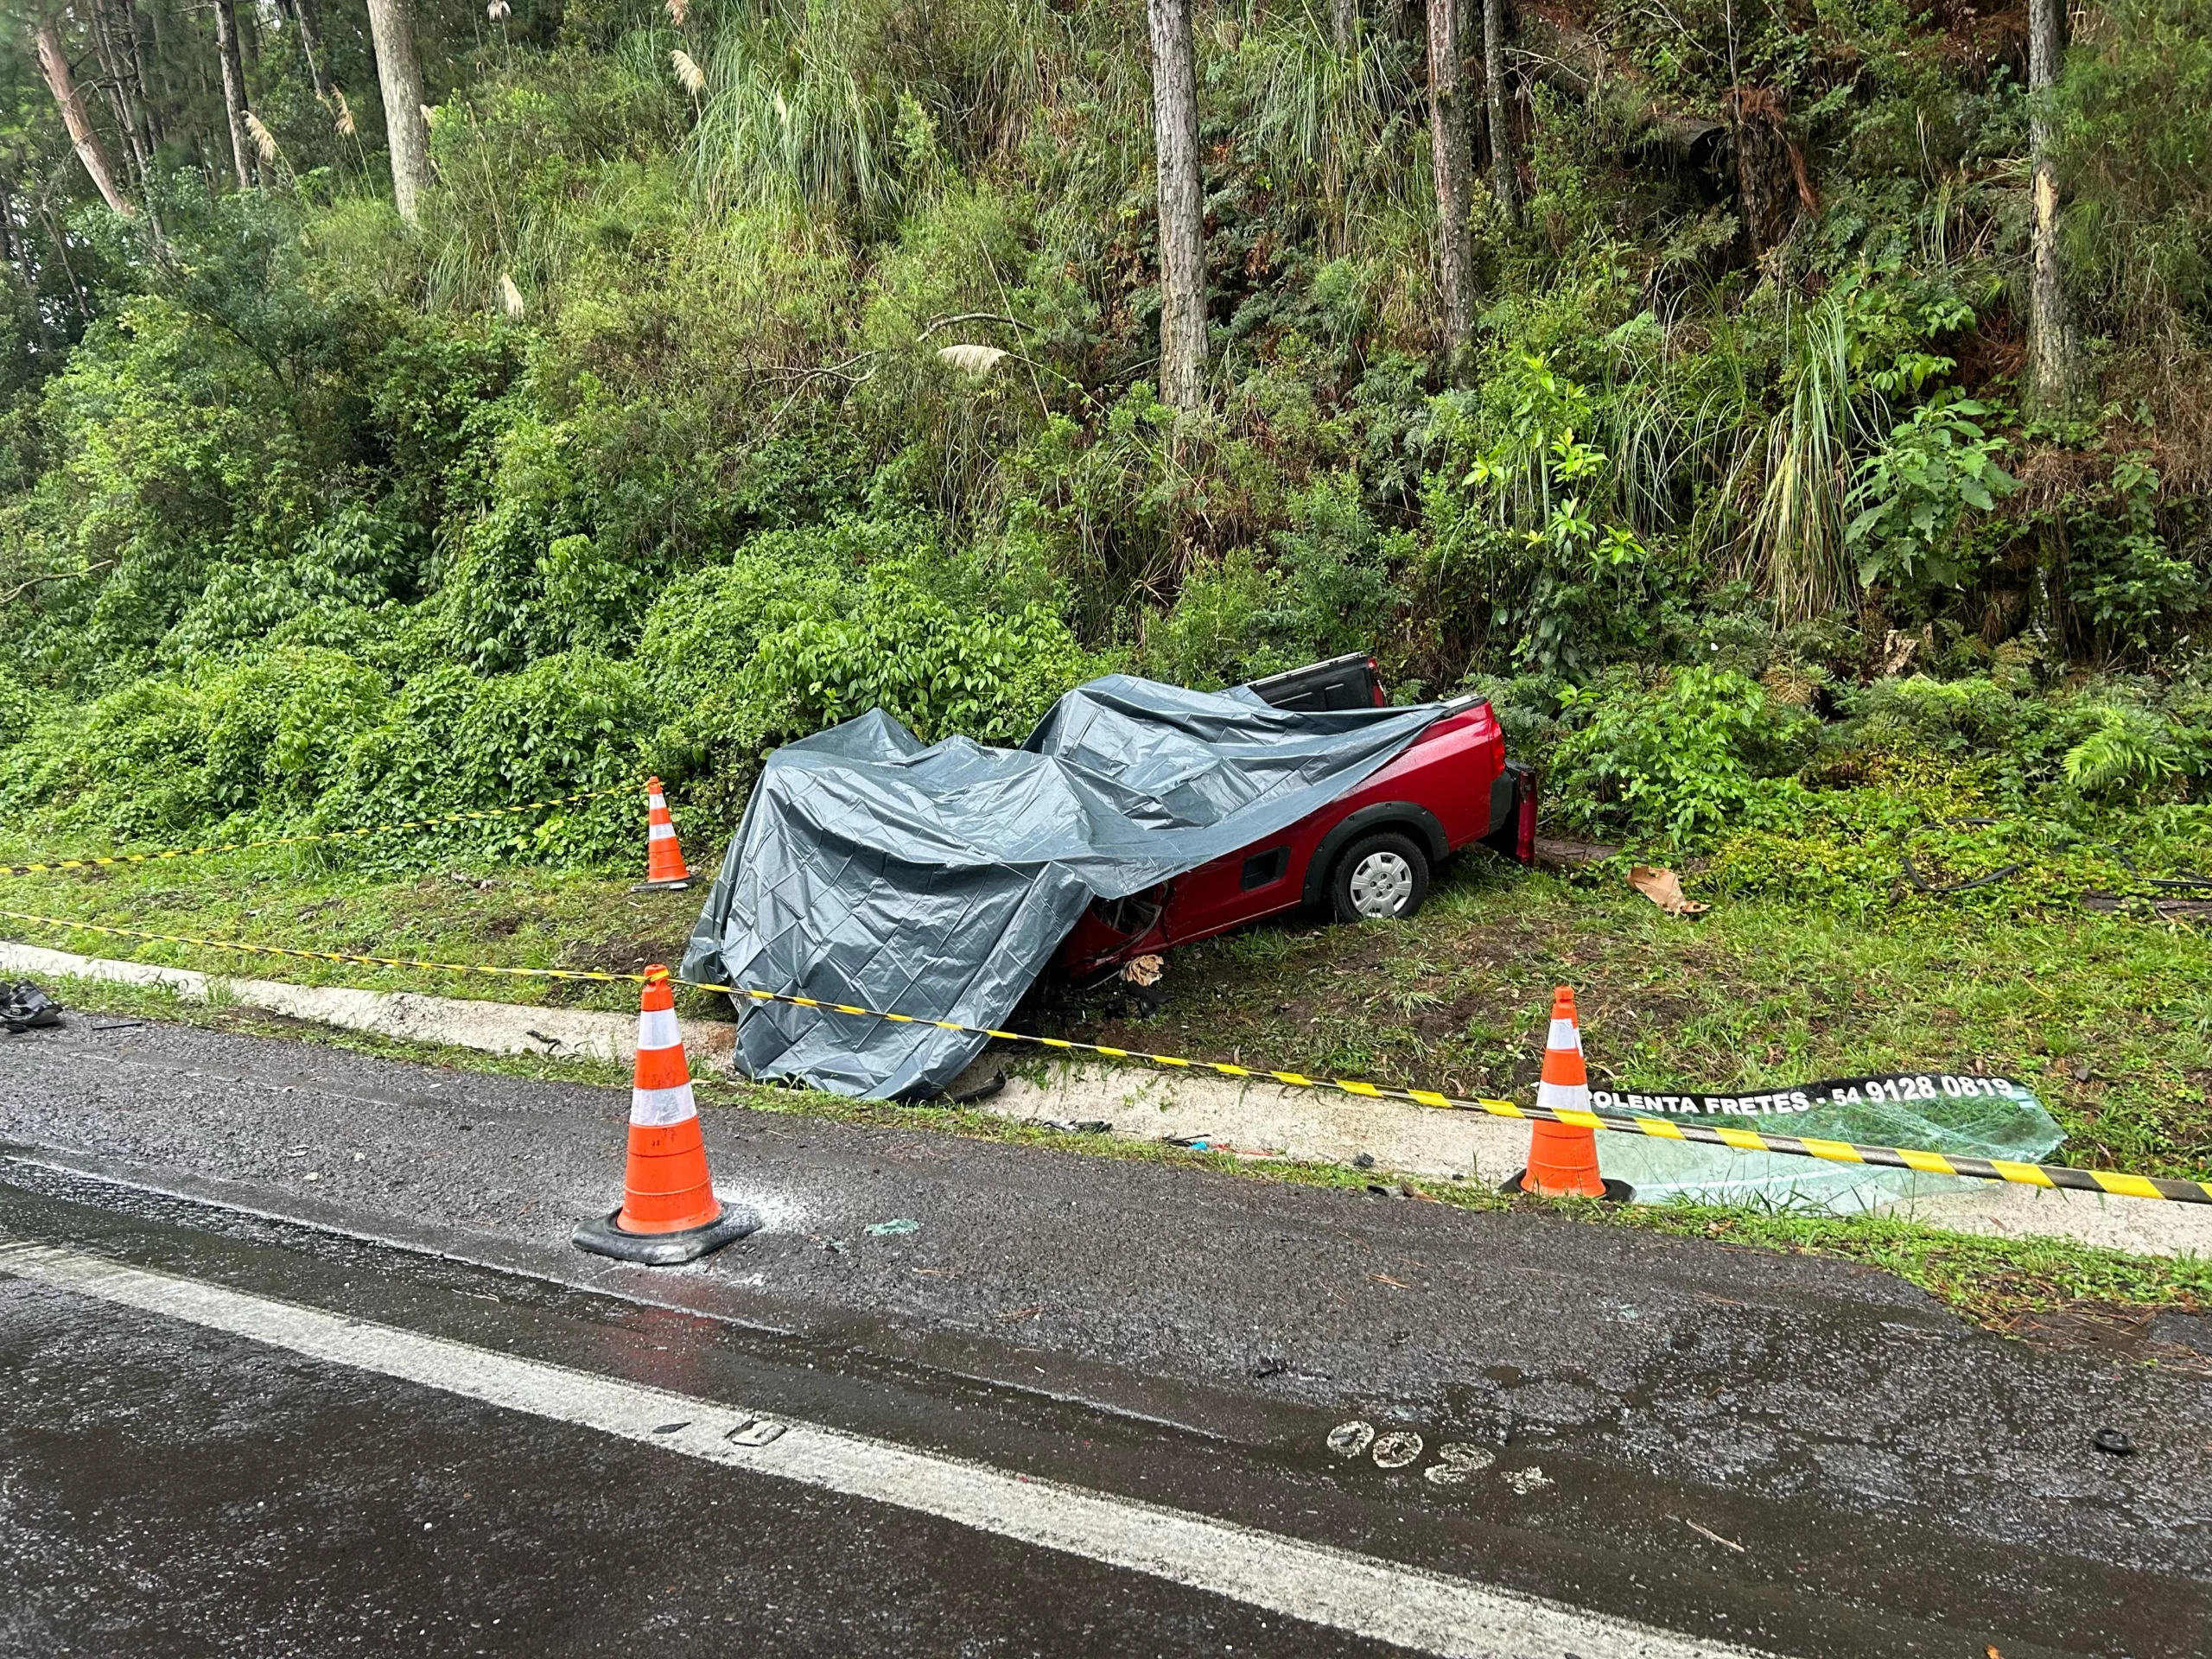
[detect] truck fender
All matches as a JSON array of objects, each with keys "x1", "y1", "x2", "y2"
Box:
[{"x1": 1300, "y1": 803, "x2": 1449, "y2": 909}]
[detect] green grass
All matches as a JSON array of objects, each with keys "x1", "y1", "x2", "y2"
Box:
[
  {"x1": 26, "y1": 969, "x2": 2212, "y2": 1336},
  {"x1": 1057, "y1": 854, "x2": 2212, "y2": 1185},
  {"x1": 0, "y1": 835, "x2": 716, "y2": 1019},
  {"x1": 3, "y1": 824, "x2": 2210, "y2": 1190}
]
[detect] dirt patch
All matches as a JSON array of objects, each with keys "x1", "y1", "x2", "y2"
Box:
[{"x1": 567, "y1": 932, "x2": 693, "y2": 977}]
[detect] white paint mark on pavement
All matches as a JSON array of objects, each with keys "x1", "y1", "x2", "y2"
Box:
[{"x1": 0, "y1": 1234, "x2": 1775, "y2": 1659}]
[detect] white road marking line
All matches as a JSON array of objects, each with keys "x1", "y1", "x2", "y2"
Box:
[{"x1": 0, "y1": 1235, "x2": 1774, "y2": 1659}]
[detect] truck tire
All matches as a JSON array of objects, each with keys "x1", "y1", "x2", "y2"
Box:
[{"x1": 1329, "y1": 831, "x2": 1429, "y2": 924}]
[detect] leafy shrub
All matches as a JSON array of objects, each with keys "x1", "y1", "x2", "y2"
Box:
[
  {"x1": 1550, "y1": 665, "x2": 1812, "y2": 842},
  {"x1": 748, "y1": 568, "x2": 1090, "y2": 746},
  {"x1": 1845, "y1": 395, "x2": 2018, "y2": 597},
  {"x1": 317, "y1": 653, "x2": 657, "y2": 867},
  {"x1": 160, "y1": 504, "x2": 415, "y2": 668},
  {"x1": 2064, "y1": 456, "x2": 2204, "y2": 661},
  {"x1": 1125, "y1": 470, "x2": 1406, "y2": 696},
  {"x1": 1422, "y1": 356, "x2": 1683, "y2": 677},
  {"x1": 7, "y1": 678, "x2": 219, "y2": 839},
  {"x1": 200, "y1": 651, "x2": 390, "y2": 813},
  {"x1": 1145, "y1": 547, "x2": 1300, "y2": 690},
  {"x1": 1845, "y1": 675, "x2": 2029, "y2": 754}
]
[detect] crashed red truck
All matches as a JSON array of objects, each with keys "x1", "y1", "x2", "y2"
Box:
[{"x1": 1054, "y1": 652, "x2": 1537, "y2": 985}]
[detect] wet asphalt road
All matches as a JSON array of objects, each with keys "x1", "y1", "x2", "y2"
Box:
[{"x1": 1, "y1": 1014, "x2": 2209, "y2": 1657}]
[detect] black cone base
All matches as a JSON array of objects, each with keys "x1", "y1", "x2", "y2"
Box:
[
  {"x1": 1499, "y1": 1169, "x2": 1636, "y2": 1203},
  {"x1": 573, "y1": 1203, "x2": 760, "y2": 1265}
]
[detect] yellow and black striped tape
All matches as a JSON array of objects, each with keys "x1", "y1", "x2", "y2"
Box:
[
  {"x1": 2, "y1": 903, "x2": 2206, "y2": 1207},
  {"x1": 0, "y1": 786, "x2": 633, "y2": 880}
]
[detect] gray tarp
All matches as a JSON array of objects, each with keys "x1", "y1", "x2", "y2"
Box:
[{"x1": 681, "y1": 675, "x2": 1442, "y2": 1098}]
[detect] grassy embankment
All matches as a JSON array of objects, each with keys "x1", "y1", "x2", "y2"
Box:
[{"x1": 3, "y1": 815, "x2": 2208, "y2": 1184}]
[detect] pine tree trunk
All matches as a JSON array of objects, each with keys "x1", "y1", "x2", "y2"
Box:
[
  {"x1": 128, "y1": 1, "x2": 162, "y2": 149},
  {"x1": 212, "y1": 0, "x2": 256, "y2": 188},
  {"x1": 1147, "y1": 0, "x2": 1207, "y2": 410},
  {"x1": 1334, "y1": 0, "x2": 1357, "y2": 53},
  {"x1": 295, "y1": 0, "x2": 336, "y2": 103},
  {"x1": 0, "y1": 180, "x2": 23, "y2": 280},
  {"x1": 273, "y1": 0, "x2": 336, "y2": 103},
  {"x1": 33, "y1": 19, "x2": 133, "y2": 216},
  {"x1": 2025, "y1": 0, "x2": 2074, "y2": 416},
  {"x1": 1481, "y1": 0, "x2": 1516, "y2": 222},
  {"x1": 1427, "y1": 0, "x2": 1474, "y2": 362},
  {"x1": 83, "y1": 0, "x2": 145, "y2": 186},
  {"x1": 366, "y1": 0, "x2": 431, "y2": 224}
]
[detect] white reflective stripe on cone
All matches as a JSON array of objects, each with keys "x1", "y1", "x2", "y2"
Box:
[
  {"x1": 1547, "y1": 1018, "x2": 1581, "y2": 1052},
  {"x1": 1535, "y1": 1079, "x2": 1592, "y2": 1114},
  {"x1": 648, "y1": 822, "x2": 678, "y2": 841},
  {"x1": 648, "y1": 792, "x2": 669, "y2": 810},
  {"x1": 630, "y1": 1082, "x2": 698, "y2": 1127},
  {"x1": 637, "y1": 1007, "x2": 683, "y2": 1052}
]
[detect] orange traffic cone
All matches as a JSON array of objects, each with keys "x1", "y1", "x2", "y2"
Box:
[
  {"x1": 574, "y1": 965, "x2": 759, "y2": 1264},
  {"x1": 632, "y1": 777, "x2": 693, "y2": 892},
  {"x1": 1508, "y1": 986, "x2": 1630, "y2": 1201}
]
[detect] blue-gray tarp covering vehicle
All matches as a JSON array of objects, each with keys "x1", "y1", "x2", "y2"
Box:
[{"x1": 681, "y1": 675, "x2": 1440, "y2": 1099}]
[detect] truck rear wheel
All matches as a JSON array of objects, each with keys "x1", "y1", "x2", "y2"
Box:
[{"x1": 1329, "y1": 831, "x2": 1429, "y2": 924}]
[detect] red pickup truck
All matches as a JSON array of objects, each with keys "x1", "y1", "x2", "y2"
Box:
[{"x1": 1054, "y1": 654, "x2": 1535, "y2": 983}]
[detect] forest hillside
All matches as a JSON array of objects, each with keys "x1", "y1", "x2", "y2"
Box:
[{"x1": 1, "y1": 0, "x2": 2209, "y2": 892}]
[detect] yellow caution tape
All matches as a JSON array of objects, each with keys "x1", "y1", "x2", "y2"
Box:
[
  {"x1": 0, "y1": 787, "x2": 634, "y2": 880},
  {"x1": 3, "y1": 903, "x2": 2207, "y2": 1207}
]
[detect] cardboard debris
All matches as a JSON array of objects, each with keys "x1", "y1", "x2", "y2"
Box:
[
  {"x1": 1120, "y1": 953, "x2": 1166, "y2": 987},
  {"x1": 1629, "y1": 865, "x2": 1709, "y2": 917}
]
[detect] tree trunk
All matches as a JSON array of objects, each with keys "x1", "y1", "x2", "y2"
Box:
[
  {"x1": 0, "y1": 180, "x2": 22, "y2": 282},
  {"x1": 83, "y1": 0, "x2": 145, "y2": 185},
  {"x1": 1727, "y1": 87, "x2": 1800, "y2": 258},
  {"x1": 1427, "y1": 0, "x2": 1474, "y2": 363},
  {"x1": 1334, "y1": 0, "x2": 1357, "y2": 54},
  {"x1": 366, "y1": 0, "x2": 431, "y2": 223},
  {"x1": 1481, "y1": 0, "x2": 1516, "y2": 222},
  {"x1": 128, "y1": 0, "x2": 162, "y2": 149},
  {"x1": 2025, "y1": 0, "x2": 2074, "y2": 416},
  {"x1": 34, "y1": 20, "x2": 133, "y2": 216},
  {"x1": 212, "y1": 0, "x2": 256, "y2": 188},
  {"x1": 274, "y1": 0, "x2": 336, "y2": 103},
  {"x1": 1147, "y1": 0, "x2": 1207, "y2": 410}
]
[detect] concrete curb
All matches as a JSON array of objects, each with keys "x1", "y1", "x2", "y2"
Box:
[
  {"x1": 0, "y1": 938, "x2": 736, "y2": 1071},
  {"x1": 6, "y1": 938, "x2": 2206, "y2": 1260}
]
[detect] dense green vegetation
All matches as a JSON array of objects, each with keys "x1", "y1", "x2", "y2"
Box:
[{"x1": 1, "y1": 0, "x2": 2209, "y2": 893}]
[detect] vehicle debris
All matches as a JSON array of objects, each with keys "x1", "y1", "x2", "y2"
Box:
[{"x1": 0, "y1": 980, "x2": 63, "y2": 1033}]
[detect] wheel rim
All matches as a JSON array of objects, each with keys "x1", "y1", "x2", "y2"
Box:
[{"x1": 1346, "y1": 850, "x2": 1414, "y2": 918}]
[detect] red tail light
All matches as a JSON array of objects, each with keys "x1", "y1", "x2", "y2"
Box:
[
  {"x1": 1366, "y1": 657, "x2": 1384, "y2": 707},
  {"x1": 1516, "y1": 771, "x2": 1539, "y2": 863}
]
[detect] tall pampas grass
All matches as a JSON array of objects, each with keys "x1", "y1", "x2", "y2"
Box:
[
  {"x1": 499, "y1": 272, "x2": 525, "y2": 318},
  {"x1": 245, "y1": 111, "x2": 281, "y2": 168},
  {"x1": 333, "y1": 89, "x2": 356, "y2": 136},
  {"x1": 671, "y1": 48, "x2": 706, "y2": 99}
]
